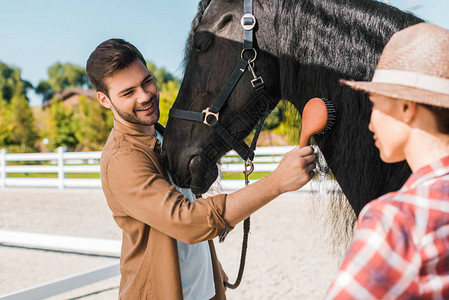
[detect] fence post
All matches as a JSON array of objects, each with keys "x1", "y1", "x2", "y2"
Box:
[
  {"x1": 0, "y1": 149, "x2": 7, "y2": 188},
  {"x1": 57, "y1": 147, "x2": 67, "y2": 190}
]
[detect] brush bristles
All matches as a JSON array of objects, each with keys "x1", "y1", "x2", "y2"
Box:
[{"x1": 318, "y1": 98, "x2": 336, "y2": 135}]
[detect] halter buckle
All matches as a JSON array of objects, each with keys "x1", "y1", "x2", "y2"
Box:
[
  {"x1": 202, "y1": 107, "x2": 219, "y2": 126},
  {"x1": 241, "y1": 13, "x2": 256, "y2": 31},
  {"x1": 244, "y1": 159, "x2": 254, "y2": 185}
]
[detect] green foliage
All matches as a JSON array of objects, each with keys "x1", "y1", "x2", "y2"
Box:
[
  {"x1": 39, "y1": 95, "x2": 113, "y2": 152},
  {"x1": 244, "y1": 100, "x2": 301, "y2": 146},
  {"x1": 36, "y1": 62, "x2": 91, "y2": 102},
  {"x1": 263, "y1": 104, "x2": 284, "y2": 131},
  {"x1": 0, "y1": 61, "x2": 37, "y2": 152},
  {"x1": 147, "y1": 61, "x2": 175, "y2": 85},
  {"x1": 0, "y1": 94, "x2": 38, "y2": 152},
  {"x1": 158, "y1": 80, "x2": 180, "y2": 126},
  {"x1": 0, "y1": 61, "x2": 33, "y2": 102},
  {"x1": 0, "y1": 96, "x2": 11, "y2": 147},
  {"x1": 43, "y1": 99, "x2": 78, "y2": 150},
  {"x1": 7, "y1": 93, "x2": 39, "y2": 152},
  {"x1": 72, "y1": 95, "x2": 113, "y2": 151},
  {"x1": 273, "y1": 100, "x2": 302, "y2": 144},
  {"x1": 35, "y1": 81, "x2": 52, "y2": 103},
  {"x1": 146, "y1": 61, "x2": 180, "y2": 127}
]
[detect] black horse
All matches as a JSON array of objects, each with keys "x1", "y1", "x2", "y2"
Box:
[{"x1": 162, "y1": 0, "x2": 423, "y2": 216}]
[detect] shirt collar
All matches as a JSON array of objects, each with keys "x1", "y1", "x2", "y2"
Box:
[
  {"x1": 113, "y1": 118, "x2": 160, "y2": 152},
  {"x1": 402, "y1": 155, "x2": 449, "y2": 190}
]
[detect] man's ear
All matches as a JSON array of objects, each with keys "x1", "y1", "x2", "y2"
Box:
[
  {"x1": 97, "y1": 92, "x2": 112, "y2": 109},
  {"x1": 402, "y1": 100, "x2": 417, "y2": 123}
]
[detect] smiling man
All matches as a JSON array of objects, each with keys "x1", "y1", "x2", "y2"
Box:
[
  {"x1": 86, "y1": 38, "x2": 316, "y2": 300},
  {"x1": 101, "y1": 59, "x2": 160, "y2": 131}
]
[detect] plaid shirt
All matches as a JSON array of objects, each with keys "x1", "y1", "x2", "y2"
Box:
[{"x1": 326, "y1": 156, "x2": 449, "y2": 299}]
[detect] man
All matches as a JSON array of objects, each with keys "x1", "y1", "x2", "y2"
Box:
[
  {"x1": 86, "y1": 38, "x2": 316, "y2": 300},
  {"x1": 326, "y1": 23, "x2": 449, "y2": 299}
]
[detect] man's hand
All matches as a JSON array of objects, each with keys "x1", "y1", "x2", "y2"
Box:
[
  {"x1": 225, "y1": 146, "x2": 316, "y2": 227},
  {"x1": 270, "y1": 146, "x2": 316, "y2": 194}
]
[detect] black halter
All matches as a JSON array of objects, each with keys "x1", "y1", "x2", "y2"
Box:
[
  {"x1": 169, "y1": 0, "x2": 274, "y2": 290},
  {"x1": 169, "y1": 0, "x2": 273, "y2": 163}
]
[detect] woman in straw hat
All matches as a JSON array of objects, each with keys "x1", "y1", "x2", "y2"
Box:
[{"x1": 326, "y1": 23, "x2": 449, "y2": 299}]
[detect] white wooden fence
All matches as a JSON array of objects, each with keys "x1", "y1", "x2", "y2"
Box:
[
  {"x1": 0, "y1": 146, "x2": 297, "y2": 190},
  {"x1": 0, "y1": 146, "x2": 335, "y2": 299},
  {"x1": 0, "y1": 147, "x2": 101, "y2": 189}
]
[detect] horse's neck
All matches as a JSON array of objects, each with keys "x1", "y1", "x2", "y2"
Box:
[{"x1": 266, "y1": 0, "x2": 419, "y2": 214}]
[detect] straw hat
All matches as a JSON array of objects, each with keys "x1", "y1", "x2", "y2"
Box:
[{"x1": 340, "y1": 22, "x2": 449, "y2": 108}]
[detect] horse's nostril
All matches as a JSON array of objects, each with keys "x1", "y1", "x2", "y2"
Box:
[{"x1": 189, "y1": 155, "x2": 205, "y2": 174}]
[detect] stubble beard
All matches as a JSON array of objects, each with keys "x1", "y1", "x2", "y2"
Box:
[{"x1": 112, "y1": 97, "x2": 160, "y2": 127}]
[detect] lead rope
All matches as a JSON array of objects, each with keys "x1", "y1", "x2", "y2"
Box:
[
  {"x1": 224, "y1": 159, "x2": 254, "y2": 289},
  {"x1": 224, "y1": 80, "x2": 270, "y2": 289}
]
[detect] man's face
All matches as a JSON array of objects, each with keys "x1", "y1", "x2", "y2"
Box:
[
  {"x1": 368, "y1": 94, "x2": 408, "y2": 163},
  {"x1": 100, "y1": 59, "x2": 160, "y2": 128}
]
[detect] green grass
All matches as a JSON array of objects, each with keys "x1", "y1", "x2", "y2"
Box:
[
  {"x1": 7, "y1": 173, "x2": 101, "y2": 179},
  {"x1": 221, "y1": 172, "x2": 270, "y2": 180},
  {"x1": 7, "y1": 172, "x2": 266, "y2": 180}
]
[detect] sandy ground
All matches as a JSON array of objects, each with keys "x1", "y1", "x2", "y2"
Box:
[{"x1": 0, "y1": 187, "x2": 344, "y2": 299}]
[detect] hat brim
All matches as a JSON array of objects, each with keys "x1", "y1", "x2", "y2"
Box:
[{"x1": 340, "y1": 79, "x2": 449, "y2": 109}]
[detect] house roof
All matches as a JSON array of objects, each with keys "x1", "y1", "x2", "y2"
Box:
[{"x1": 43, "y1": 88, "x2": 96, "y2": 108}]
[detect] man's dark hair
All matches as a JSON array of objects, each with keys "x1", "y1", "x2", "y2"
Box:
[{"x1": 86, "y1": 38, "x2": 147, "y2": 97}]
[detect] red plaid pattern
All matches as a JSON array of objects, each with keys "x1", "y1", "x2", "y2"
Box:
[{"x1": 326, "y1": 156, "x2": 449, "y2": 299}]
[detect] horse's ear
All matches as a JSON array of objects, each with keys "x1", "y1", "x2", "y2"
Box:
[
  {"x1": 97, "y1": 91, "x2": 112, "y2": 109},
  {"x1": 216, "y1": 14, "x2": 234, "y2": 32}
]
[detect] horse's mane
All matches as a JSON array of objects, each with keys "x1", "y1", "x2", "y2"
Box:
[
  {"x1": 274, "y1": 0, "x2": 423, "y2": 97},
  {"x1": 276, "y1": 0, "x2": 422, "y2": 214},
  {"x1": 184, "y1": 0, "x2": 423, "y2": 86}
]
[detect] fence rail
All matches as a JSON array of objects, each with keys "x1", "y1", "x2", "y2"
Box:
[
  {"x1": 0, "y1": 146, "x2": 337, "y2": 299},
  {"x1": 0, "y1": 146, "x2": 298, "y2": 190}
]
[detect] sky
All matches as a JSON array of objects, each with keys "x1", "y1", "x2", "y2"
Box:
[{"x1": 0, "y1": 0, "x2": 447, "y2": 107}]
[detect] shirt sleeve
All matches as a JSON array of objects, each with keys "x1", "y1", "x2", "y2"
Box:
[
  {"x1": 325, "y1": 201, "x2": 420, "y2": 299},
  {"x1": 103, "y1": 149, "x2": 230, "y2": 244}
]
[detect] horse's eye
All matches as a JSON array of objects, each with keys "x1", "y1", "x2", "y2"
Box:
[{"x1": 193, "y1": 31, "x2": 214, "y2": 53}]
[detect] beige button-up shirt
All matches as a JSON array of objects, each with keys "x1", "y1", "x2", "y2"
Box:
[{"x1": 101, "y1": 119, "x2": 229, "y2": 299}]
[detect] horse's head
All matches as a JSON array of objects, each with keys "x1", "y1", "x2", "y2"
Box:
[{"x1": 162, "y1": 0, "x2": 280, "y2": 193}]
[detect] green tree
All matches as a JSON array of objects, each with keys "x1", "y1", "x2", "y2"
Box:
[
  {"x1": 6, "y1": 93, "x2": 39, "y2": 152},
  {"x1": 0, "y1": 61, "x2": 33, "y2": 102},
  {"x1": 36, "y1": 62, "x2": 91, "y2": 102},
  {"x1": 0, "y1": 96, "x2": 11, "y2": 147},
  {"x1": 263, "y1": 104, "x2": 284, "y2": 131},
  {"x1": 72, "y1": 95, "x2": 114, "y2": 151},
  {"x1": 0, "y1": 67, "x2": 38, "y2": 152},
  {"x1": 146, "y1": 61, "x2": 175, "y2": 85},
  {"x1": 43, "y1": 99, "x2": 78, "y2": 150},
  {"x1": 147, "y1": 62, "x2": 180, "y2": 127},
  {"x1": 158, "y1": 79, "x2": 180, "y2": 126},
  {"x1": 273, "y1": 100, "x2": 302, "y2": 144}
]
